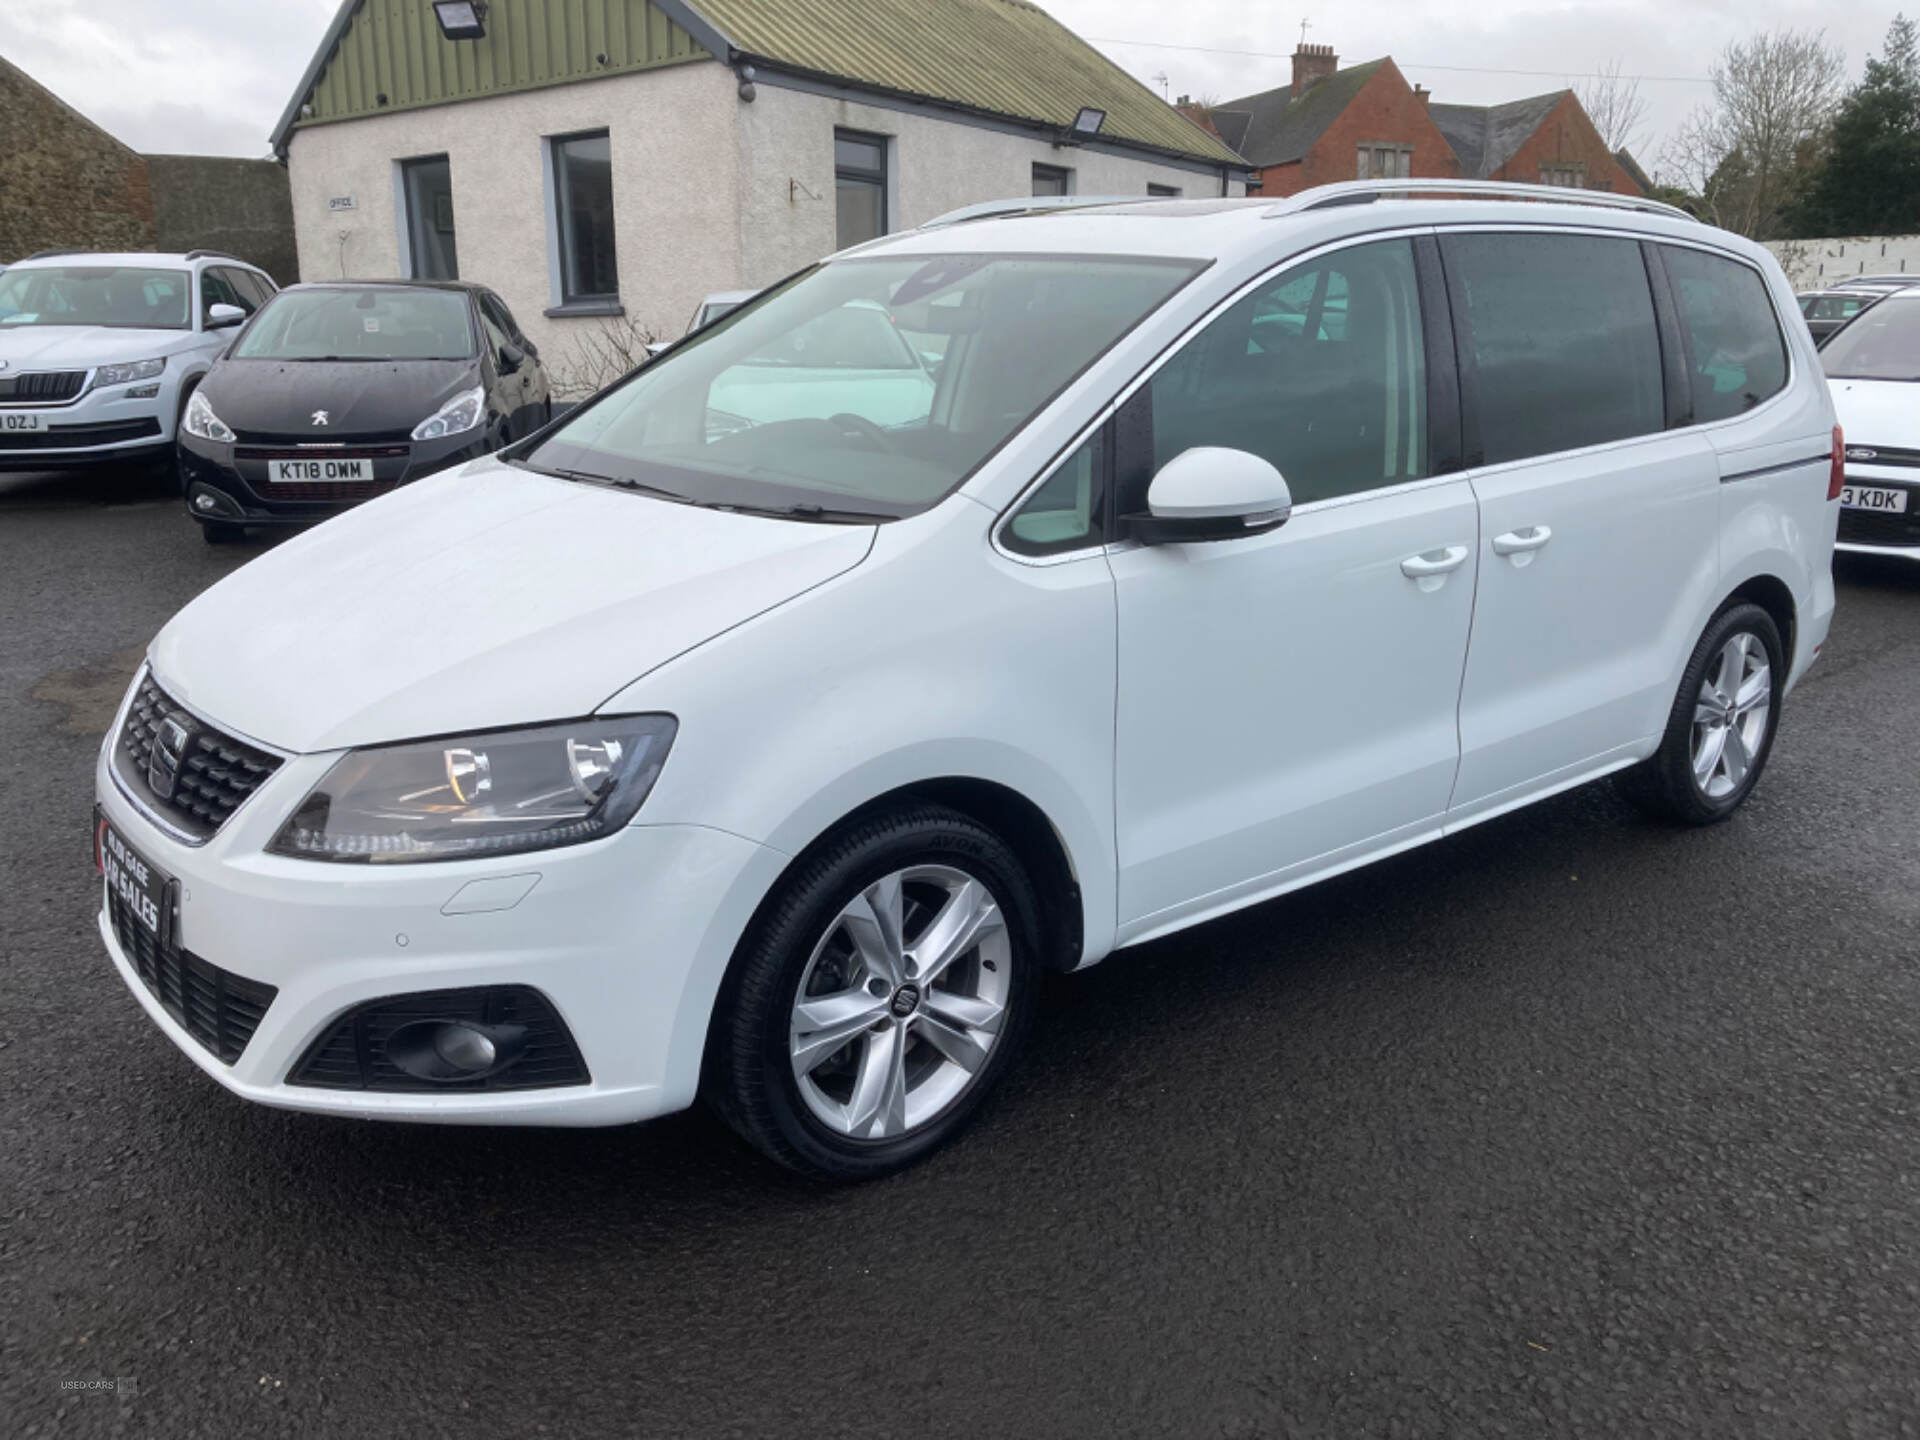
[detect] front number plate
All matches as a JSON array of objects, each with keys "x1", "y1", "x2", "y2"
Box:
[
  {"x1": 271, "y1": 457, "x2": 372, "y2": 483},
  {"x1": 1, "y1": 411, "x2": 47, "y2": 432},
  {"x1": 1841, "y1": 484, "x2": 1909, "y2": 513},
  {"x1": 96, "y1": 810, "x2": 170, "y2": 942}
]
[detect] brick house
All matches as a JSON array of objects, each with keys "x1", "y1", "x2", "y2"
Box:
[
  {"x1": 0, "y1": 54, "x2": 299, "y2": 280},
  {"x1": 1193, "y1": 44, "x2": 1642, "y2": 199}
]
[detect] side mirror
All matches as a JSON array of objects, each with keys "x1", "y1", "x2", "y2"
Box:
[
  {"x1": 1131, "y1": 447, "x2": 1293, "y2": 545},
  {"x1": 206, "y1": 303, "x2": 247, "y2": 329},
  {"x1": 498, "y1": 343, "x2": 525, "y2": 374}
]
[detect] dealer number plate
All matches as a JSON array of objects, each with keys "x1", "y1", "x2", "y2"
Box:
[{"x1": 271, "y1": 457, "x2": 372, "y2": 483}]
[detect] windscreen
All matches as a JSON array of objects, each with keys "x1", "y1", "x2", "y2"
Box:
[
  {"x1": 526, "y1": 252, "x2": 1203, "y2": 518},
  {"x1": 234, "y1": 288, "x2": 476, "y2": 361},
  {"x1": 1821, "y1": 298, "x2": 1920, "y2": 380},
  {"x1": 0, "y1": 266, "x2": 191, "y2": 329}
]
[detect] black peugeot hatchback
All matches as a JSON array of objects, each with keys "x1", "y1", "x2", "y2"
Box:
[{"x1": 178, "y1": 280, "x2": 552, "y2": 542}]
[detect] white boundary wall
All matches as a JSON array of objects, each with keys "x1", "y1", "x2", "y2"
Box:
[{"x1": 1766, "y1": 235, "x2": 1920, "y2": 290}]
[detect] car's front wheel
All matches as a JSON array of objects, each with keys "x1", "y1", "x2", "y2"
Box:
[
  {"x1": 706, "y1": 804, "x2": 1040, "y2": 1181},
  {"x1": 1618, "y1": 600, "x2": 1784, "y2": 824}
]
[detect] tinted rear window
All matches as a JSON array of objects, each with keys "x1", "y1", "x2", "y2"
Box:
[
  {"x1": 1819, "y1": 296, "x2": 1920, "y2": 382},
  {"x1": 1443, "y1": 233, "x2": 1664, "y2": 465},
  {"x1": 1662, "y1": 246, "x2": 1789, "y2": 422}
]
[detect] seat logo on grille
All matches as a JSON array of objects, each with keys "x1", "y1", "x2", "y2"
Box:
[
  {"x1": 148, "y1": 716, "x2": 194, "y2": 801},
  {"x1": 1847, "y1": 447, "x2": 1878, "y2": 460}
]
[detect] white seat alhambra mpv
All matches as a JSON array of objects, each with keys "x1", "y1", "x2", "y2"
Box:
[{"x1": 95, "y1": 182, "x2": 1840, "y2": 1179}]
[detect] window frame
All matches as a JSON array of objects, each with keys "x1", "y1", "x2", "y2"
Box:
[
  {"x1": 1001, "y1": 424, "x2": 1111, "y2": 558},
  {"x1": 1357, "y1": 143, "x2": 1413, "y2": 180},
  {"x1": 550, "y1": 129, "x2": 620, "y2": 306},
  {"x1": 1032, "y1": 163, "x2": 1074, "y2": 198},
  {"x1": 990, "y1": 226, "x2": 1463, "y2": 565},
  {"x1": 834, "y1": 128, "x2": 890, "y2": 248},
  {"x1": 397, "y1": 153, "x2": 458, "y2": 282}
]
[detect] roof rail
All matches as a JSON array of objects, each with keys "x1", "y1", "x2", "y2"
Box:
[
  {"x1": 920, "y1": 195, "x2": 1153, "y2": 229},
  {"x1": 1269, "y1": 179, "x2": 1697, "y2": 224},
  {"x1": 23, "y1": 249, "x2": 82, "y2": 261},
  {"x1": 184, "y1": 249, "x2": 244, "y2": 262}
]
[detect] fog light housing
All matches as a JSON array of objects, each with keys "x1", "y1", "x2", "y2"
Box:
[
  {"x1": 188, "y1": 482, "x2": 243, "y2": 518},
  {"x1": 387, "y1": 1019, "x2": 523, "y2": 1081},
  {"x1": 287, "y1": 985, "x2": 588, "y2": 1091}
]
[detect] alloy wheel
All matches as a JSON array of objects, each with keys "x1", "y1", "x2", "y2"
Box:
[
  {"x1": 789, "y1": 865, "x2": 1011, "y2": 1140},
  {"x1": 1690, "y1": 630, "x2": 1771, "y2": 800}
]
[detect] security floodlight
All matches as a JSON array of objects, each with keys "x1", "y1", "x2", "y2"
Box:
[
  {"x1": 1070, "y1": 107, "x2": 1107, "y2": 138},
  {"x1": 433, "y1": 1, "x2": 487, "y2": 40}
]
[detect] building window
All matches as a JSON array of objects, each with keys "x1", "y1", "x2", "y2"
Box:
[
  {"x1": 400, "y1": 156, "x2": 458, "y2": 280},
  {"x1": 1147, "y1": 183, "x2": 1182, "y2": 198},
  {"x1": 1539, "y1": 164, "x2": 1585, "y2": 188},
  {"x1": 835, "y1": 130, "x2": 889, "y2": 248},
  {"x1": 550, "y1": 131, "x2": 619, "y2": 304},
  {"x1": 1032, "y1": 163, "x2": 1073, "y2": 197},
  {"x1": 1356, "y1": 145, "x2": 1412, "y2": 180}
]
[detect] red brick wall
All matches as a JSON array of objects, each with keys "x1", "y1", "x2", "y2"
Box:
[
  {"x1": 1255, "y1": 62, "x2": 1464, "y2": 197},
  {"x1": 1489, "y1": 93, "x2": 1642, "y2": 195}
]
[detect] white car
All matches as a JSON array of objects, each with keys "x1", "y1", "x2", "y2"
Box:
[
  {"x1": 0, "y1": 250, "x2": 276, "y2": 478},
  {"x1": 688, "y1": 289, "x2": 757, "y2": 332},
  {"x1": 94, "y1": 183, "x2": 1838, "y2": 1180},
  {"x1": 1820, "y1": 287, "x2": 1920, "y2": 559}
]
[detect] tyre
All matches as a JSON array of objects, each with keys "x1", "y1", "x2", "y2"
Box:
[
  {"x1": 1617, "y1": 601, "x2": 1784, "y2": 825},
  {"x1": 199, "y1": 521, "x2": 244, "y2": 545},
  {"x1": 705, "y1": 804, "x2": 1041, "y2": 1181}
]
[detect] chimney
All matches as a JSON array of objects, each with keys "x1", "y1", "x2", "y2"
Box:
[
  {"x1": 1292, "y1": 42, "x2": 1338, "y2": 93},
  {"x1": 1414, "y1": 84, "x2": 1430, "y2": 109}
]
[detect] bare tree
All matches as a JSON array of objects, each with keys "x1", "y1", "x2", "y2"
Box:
[
  {"x1": 1659, "y1": 29, "x2": 1845, "y2": 237},
  {"x1": 1577, "y1": 59, "x2": 1650, "y2": 155},
  {"x1": 550, "y1": 313, "x2": 663, "y2": 398}
]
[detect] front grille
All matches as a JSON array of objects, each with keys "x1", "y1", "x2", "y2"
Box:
[
  {"x1": 250, "y1": 477, "x2": 400, "y2": 503},
  {"x1": 107, "y1": 886, "x2": 276, "y2": 1064},
  {"x1": 0, "y1": 417, "x2": 161, "y2": 450},
  {"x1": 0, "y1": 369, "x2": 87, "y2": 403},
  {"x1": 289, "y1": 987, "x2": 592, "y2": 1092},
  {"x1": 234, "y1": 443, "x2": 411, "y2": 459},
  {"x1": 1838, "y1": 504, "x2": 1920, "y2": 547},
  {"x1": 235, "y1": 430, "x2": 414, "y2": 447},
  {"x1": 111, "y1": 674, "x2": 282, "y2": 842}
]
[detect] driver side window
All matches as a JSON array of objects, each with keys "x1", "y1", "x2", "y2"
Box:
[{"x1": 1145, "y1": 238, "x2": 1428, "y2": 508}]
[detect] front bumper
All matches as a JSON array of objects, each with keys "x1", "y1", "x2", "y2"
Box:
[
  {"x1": 179, "y1": 428, "x2": 489, "y2": 526},
  {"x1": 93, "y1": 718, "x2": 784, "y2": 1126},
  {"x1": 0, "y1": 380, "x2": 175, "y2": 471}
]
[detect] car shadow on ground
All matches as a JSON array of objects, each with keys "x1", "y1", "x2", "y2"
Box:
[{"x1": 156, "y1": 777, "x2": 1678, "y2": 1249}]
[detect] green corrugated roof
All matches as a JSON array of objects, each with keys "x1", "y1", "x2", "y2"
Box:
[{"x1": 692, "y1": 0, "x2": 1244, "y2": 166}]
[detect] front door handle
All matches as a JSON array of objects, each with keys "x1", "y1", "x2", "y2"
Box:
[
  {"x1": 1491, "y1": 525, "x2": 1553, "y2": 565},
  {"x1": 1400, "y1": 544, "x2": 1470, "y2": 592}
]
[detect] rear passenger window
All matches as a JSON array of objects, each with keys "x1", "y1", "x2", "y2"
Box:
[
  {"x1": 1661, "y1": 246, "x2": 1789, "y2": 423},
  {"x1": 1147, "y1": 238, "x2": 1427, "y2": 507},
  {"x1": 1443, "y1": 233, "x2": 1664, "y2": 465}
]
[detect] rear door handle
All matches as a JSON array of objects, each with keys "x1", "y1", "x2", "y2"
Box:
[
  {"x1": 1491, "y1": 525, "x2": 1553, "y2": 562},
  {"x1": 1400, "y1": 544, "x2": 1470, "y2": 592}
]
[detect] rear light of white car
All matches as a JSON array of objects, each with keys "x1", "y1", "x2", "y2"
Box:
[{"x1": 1830, "y1": 425, "x2": 1845, "y2": 501}]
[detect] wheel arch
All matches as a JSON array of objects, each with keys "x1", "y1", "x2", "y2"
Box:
[{"x1": 1721, "y1": 571, "x2": 1797, "y2": 669}]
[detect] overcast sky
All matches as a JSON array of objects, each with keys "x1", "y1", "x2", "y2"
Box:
[{"x1": 0, "y1": 0, "x2": 1903, "y2": 173}]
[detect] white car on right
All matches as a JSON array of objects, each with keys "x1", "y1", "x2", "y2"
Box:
[{"x1": 1824, "y1": 289, "x2": 1920, "y2": 559}]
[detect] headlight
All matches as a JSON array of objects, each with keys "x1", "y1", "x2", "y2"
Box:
[
  {"x1": 95, "y1": 357, "x2": 166, "y2": 388},
  {"x1": 412, "y1": 384, "x2": 486, "y2": 441},
  {"x1": 182, "y1": 389, "x2": 234, "y2": 442},
  {"x1": 268, "y1": 716, "x2": 677, "y2": 863}
]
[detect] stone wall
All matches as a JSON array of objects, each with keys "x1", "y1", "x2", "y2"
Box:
[
  {"x1": 0, "y1": 56, "x2": 155, "y2": 261},
  {"x1": 146, "y1": 156, "x2": 298, "y2": 283}
]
